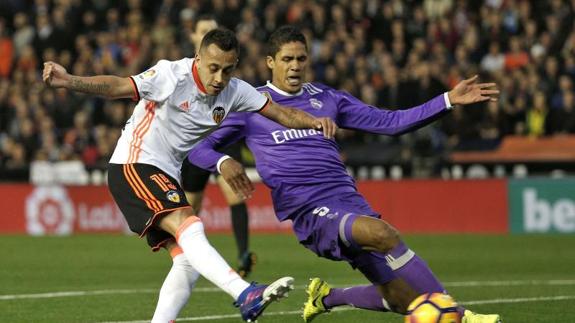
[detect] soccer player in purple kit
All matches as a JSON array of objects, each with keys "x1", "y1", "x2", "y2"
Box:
[{"x1": 188, "y1": 26, "x2": 502, "y2": 323}]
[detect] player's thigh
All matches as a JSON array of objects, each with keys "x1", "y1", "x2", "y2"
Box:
[
  {"x1": 108, "y1": 163, "x2": 191, "y2": 249},
  {"x1": 294, "y1": 204, "x2": 367, "y2": 261},
  {"x1": 351, "y1": 215, "x2": 401, "y2": 252}
]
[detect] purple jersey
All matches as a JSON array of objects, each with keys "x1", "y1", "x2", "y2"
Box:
[{"x1": 189, "y1": 82, "x2": 450, "y2": 225}]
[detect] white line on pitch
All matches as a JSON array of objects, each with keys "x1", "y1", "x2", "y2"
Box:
[
  {"x1": 1, "y1": 279, "x2": 575, "y2": 301},
  {"x1": 100, "y1": 295, "x2": 575, "y2": 323}
]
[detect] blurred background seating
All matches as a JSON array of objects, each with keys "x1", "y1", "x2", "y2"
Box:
[{"x1": 1, "y1": 0, "x2": 575, "y2": 183}]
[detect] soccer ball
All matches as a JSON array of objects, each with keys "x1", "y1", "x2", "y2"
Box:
[{"x1": 405, "y1": 293, "x2": 461, "y2": 323}]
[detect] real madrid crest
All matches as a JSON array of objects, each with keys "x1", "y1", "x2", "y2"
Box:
[
  {"x1": 212, "y1": 106, "x2": 225, "y2": 124},
  {"x1": 309, "y1": 98, "x2": 323, "y2": 109}
]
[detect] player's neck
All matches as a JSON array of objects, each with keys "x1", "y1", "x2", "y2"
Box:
[{"x1": 267, "y1": 81, "x2": 303, "y2": 96}]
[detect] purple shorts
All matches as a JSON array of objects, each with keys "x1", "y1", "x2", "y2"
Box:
[{"x1": 291, "y1": 201, "x2": 396, "y2": 283}]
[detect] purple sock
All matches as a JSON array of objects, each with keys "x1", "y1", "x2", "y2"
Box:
[
  {"x1": 323, "y1": 285, "x2": 389, "y2": 311},
  {"x1": 386, "y1": 241, "x2": 445, "y2": 294}
]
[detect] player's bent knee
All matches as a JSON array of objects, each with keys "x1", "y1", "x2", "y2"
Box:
[
  {"x1": 157, "y1": 207, "x2": 198, "y2": 236},
  {"x1": 368, "y1": 220, "x2": 401, "y2": 252}
]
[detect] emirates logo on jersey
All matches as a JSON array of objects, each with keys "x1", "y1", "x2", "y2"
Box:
[{"x1": 212, "y1": 106, "x2": 225, "y2": 124}]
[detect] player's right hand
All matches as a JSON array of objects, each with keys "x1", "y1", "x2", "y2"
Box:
[
  {"x1": 42, "y1": 61, "x2": 69, "y2": 88},
  {"x1": 314, "y1": 117, "x2": 338, "y2": 139},
  {"x1": 219, "y1": 158, "x2": 254, "y2": 200}
]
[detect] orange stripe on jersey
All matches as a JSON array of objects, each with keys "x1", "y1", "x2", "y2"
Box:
[
  {"x1": 175, "y1": 215, "x2": 201, "y2": 242},
  {"x1": 127, "y1": 118, "x2": 149, "y2": 163},
  {"x1": 127, "y1": 164, "x2": 164, "y2": 213},
  {"x1": 169, "y1": 245, "x2": 184, "y2": 258},
  {"x1": 128, "y1": 76, "x2": 140, "y2": 102},
  {"x1": 122, "y1": 164, "x2": 158, "y2": 213},
  {"x1": 127, "y1": 108, "x2": 151, "y2": 163},
  {"x1": 128, "y1": 101, "x2": 155, "y2": 163},
  {"x1": 128, "y1": 103, "x2": 154, "y2": 163},
  {"x1": 129, "y1": 112, "x2": 154, "y2": 163},
  {"x1": 192, "y1": 61, "x2": 207, "y2": 94}
]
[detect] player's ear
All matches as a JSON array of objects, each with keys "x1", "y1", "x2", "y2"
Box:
[{"x1": 266, "y1": 56, "x2": 274, "y2": 70}]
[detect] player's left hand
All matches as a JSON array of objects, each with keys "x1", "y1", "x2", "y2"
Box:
[
  {"x1": 448, "y1": 75, "x2": 499, "y2": 106},
  {"x1": 314, "y1": 117, "x2": 338, "y2": 139},
  {"x1": 219, "y1": 158, "x2": 254, "y2": 200}
]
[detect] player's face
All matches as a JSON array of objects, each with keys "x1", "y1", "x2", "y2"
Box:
[
  {"x1": 190, "y1": 20, "x2": 218, "y2": 50},
  {"x1": 195, "y1": 44, "x2": 238, "y2": 96},
  {"x1": 267, "y1": 41, "x2": 308, "y2": 94}
]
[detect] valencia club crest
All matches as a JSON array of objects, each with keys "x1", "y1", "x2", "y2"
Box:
[{"x1": 212, "y1": 106, "x2": 225, "y2": 124}]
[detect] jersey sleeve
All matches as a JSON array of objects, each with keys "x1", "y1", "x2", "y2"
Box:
[
  {"x1": 334, "y1": 90, "x2": 450, "y2": 136},
  {"x1": 232, "y1": 79, "x2": 270, "y2": 112},
  {"x1": 130, "y1": 60, "x2": 178, "y2": 102},
  {"x1": 188, "y1": 113, "x2": 247, "y2": 172}
]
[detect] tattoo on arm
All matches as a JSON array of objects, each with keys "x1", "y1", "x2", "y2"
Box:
[{"x1": 69, "y1": 77, "x2": 112, "y2": 96}]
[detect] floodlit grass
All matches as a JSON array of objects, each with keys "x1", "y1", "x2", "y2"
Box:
[{"x1": 0, "y1": 234, "x2": 574, "y2": 322}]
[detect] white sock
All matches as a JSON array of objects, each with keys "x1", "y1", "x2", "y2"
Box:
[
  {"x1": 151, "y1": 251, "x2": 200, "y2": 323},
  {"x1": 176, "y1": 216, "x2": 250, "y2": 300}
]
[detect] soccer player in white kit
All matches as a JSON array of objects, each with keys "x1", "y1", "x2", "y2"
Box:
[{"x1": 42, "y1": 28, "x2": 337, "y2": 322}]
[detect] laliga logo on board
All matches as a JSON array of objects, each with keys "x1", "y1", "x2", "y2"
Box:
[
  {"x1": 212, "y1": 106, "x2": 225, "y2": 124},
  {"x1": 25, "y1": 186, "x2": 74, "y2": 236}
]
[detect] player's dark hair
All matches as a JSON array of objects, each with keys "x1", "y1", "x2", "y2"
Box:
[
  {"x1": 199, "y1": 28, "x2": 239, "y2": 54},
  {"x1": 266, "y1": 25, "x2": 308, "y2": 57},
  {"x1": 192, "y1": 14, "x2": 218, "y2": 32}
]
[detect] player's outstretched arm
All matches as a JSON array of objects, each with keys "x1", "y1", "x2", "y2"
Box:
[
  {"x1": 259, "y1": 102, "x2": 338, "y2": 138},
  {"x1": 42, "y1": 61, "x2": 135, "y2": 100},
  {"x1": 336, "y1": 75, "x2": 499, "y2": 136},
  {"x1": 447, "y1": 75, "x2": 499, "y2": 106}
]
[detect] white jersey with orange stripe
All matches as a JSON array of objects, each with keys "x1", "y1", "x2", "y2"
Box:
[{"x1": 109, "y1": 57, "x2": 269, "y2": 182}]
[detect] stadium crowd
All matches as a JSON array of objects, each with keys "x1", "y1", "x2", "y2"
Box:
[{"x1": 1, "y1": 0, "x2": 575, "y2": 181}]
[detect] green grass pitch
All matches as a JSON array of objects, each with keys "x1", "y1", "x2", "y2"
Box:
[{"x1": 0, "y1": 233, "x2": 574, "y2": 322}]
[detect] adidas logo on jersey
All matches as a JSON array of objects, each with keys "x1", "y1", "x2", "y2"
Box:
[{"x1": 178, "y1": 101, "x2": 189, "y2": 112}]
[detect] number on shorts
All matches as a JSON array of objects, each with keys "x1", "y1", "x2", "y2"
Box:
[{"x1": 313, "y1": 206, "x2": 330, "y2": 217}]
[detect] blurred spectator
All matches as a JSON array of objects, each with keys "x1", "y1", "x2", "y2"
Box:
[
  {"x1": 526, "y1": 91, "x2": 549, "y2": 137},
  {"x1": 0, "y1": 18, "x2": 14, "y2": 78},
  {"x1": 480, "y1": 42, "x2": 504, "y2": 74},
  {"x1": 2, "y1": 0, "x2": 575, "y2": 180},
  {"x1": 505, "y1": 36, "x2": 529, "y2": 70}
]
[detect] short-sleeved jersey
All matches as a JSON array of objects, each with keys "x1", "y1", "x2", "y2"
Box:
[{"x1": 109, "y1": 58, "x2": 268, "y2": 182}]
